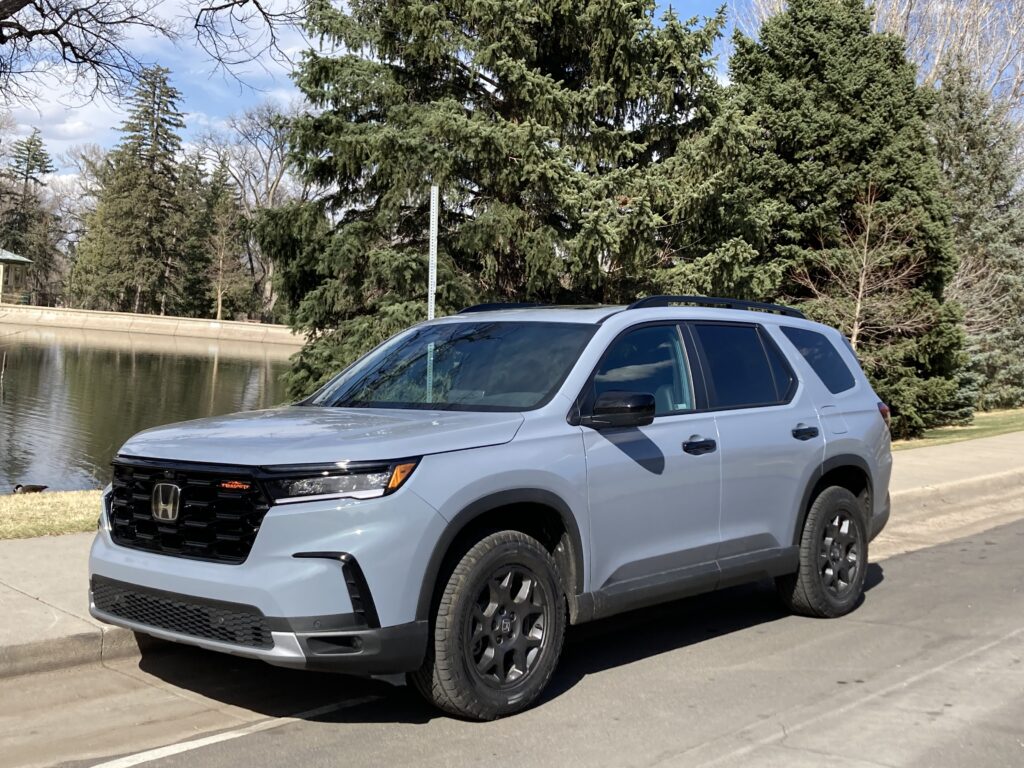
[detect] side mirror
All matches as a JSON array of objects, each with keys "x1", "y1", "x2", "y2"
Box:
[{"x1": 580, "y1": 391, "x2": 656, "y2": 430}]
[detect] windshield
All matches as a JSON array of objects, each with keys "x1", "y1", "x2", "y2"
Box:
[{"x1": 308, "y1": 321, "x2": 596, "y2": 411}]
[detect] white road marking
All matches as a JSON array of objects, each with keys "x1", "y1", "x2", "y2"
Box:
[{"x1": 89, "y1": 697, "x2": 380, "y2": 768}]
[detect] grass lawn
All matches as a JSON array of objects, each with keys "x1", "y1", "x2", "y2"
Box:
[
  {"x1": 893, "y1": 408, "x2": 1024, "y2": 451},
  {"x1": 0, "y1": 490, "x2": 102, "y2": 539}
]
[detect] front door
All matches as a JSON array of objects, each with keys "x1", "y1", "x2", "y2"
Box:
[{"x1": 582, "y1": 324, "x2": 722, "y2": 599}]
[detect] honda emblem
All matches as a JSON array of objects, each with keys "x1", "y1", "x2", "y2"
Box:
[{"x1": 151, "y1": 483, "x2": 181, "y2": 522}]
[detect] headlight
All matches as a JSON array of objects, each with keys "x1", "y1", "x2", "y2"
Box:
[{"x1": 264, "y1": 459, "x2": 419, "y2": 504}]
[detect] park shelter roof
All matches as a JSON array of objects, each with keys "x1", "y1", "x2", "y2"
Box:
[{"x1": 0, "y1": 248, "x2": 31, "y2": 265}]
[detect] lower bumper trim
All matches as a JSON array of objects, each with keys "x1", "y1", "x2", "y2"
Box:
[
  {"x1": 869, "y1": 493, "x2": 891, "y2": 542},
  {"x1": 90, "y1": 598, "x2": 428, "y2": 676}
]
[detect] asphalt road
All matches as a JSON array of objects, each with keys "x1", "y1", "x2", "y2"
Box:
[{"x1": 5, "y1": 518, "x2": 1024, "y2": 768}]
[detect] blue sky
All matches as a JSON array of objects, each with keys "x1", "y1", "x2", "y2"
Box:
[{"x1": 10, "y1": 1, "x2": 732, "y2": 173}]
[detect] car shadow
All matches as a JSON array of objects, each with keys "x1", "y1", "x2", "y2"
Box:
[{"x1": 135, "y1": 562, "x2": 884, "y2": 724}]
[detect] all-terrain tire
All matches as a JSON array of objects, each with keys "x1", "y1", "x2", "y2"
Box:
[
  {"x1": 777, "y1": 486, "x2": 868, "y2": 618},
  {"x1": 410, "y1": 530, "x2": 567, "y2": 720}
]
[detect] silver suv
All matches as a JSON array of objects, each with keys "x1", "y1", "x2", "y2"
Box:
[{"x1": 89, "y1": 296, "x2": 892, "y2": 720}]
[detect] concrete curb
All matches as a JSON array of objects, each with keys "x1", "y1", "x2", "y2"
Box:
[
  {"x1": 891, "y1": 467, "x2": 1024, "y2": 519},
  {"x1": 0, "y1": 625, "x2": 140, "y2": 680},
  {"x1": 3, "y1": 466, "x2": 1023, "y2": 682}
]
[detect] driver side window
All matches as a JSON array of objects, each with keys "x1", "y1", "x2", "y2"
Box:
[{"x1": 591, "y1": 325, "x2": 694, "y2": 416}]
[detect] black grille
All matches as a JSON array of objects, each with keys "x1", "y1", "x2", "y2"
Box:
[
  {"x1": 109, "y1": 460, "x2": 270, "y2": 564},
  {"x1": 92, "y1": 576, "x2": 273, "y2": 649}
]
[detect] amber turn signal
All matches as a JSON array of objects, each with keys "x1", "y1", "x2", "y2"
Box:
[{"x1": 387, "y1": 462, "x2": 417, "y2": 491}]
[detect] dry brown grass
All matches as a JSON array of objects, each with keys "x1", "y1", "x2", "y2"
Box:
[{"x1": 0, "y1": 490, "x2": 103, "y2": 539}]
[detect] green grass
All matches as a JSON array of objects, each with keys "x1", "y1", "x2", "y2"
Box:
[
  {"x1": 0, "y1": 490, "x2": 102, "y2": 539},
  {"x1": 893, "y1": 408, "x2": 1024, "y2": 451}
]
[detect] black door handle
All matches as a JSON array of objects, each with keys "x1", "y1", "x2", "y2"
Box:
[
  {"x1": 683, "y1": 437, "x2": 717, "y2": 455},
  {"x1": 792, "y1": 424, "x2": 820, "y2": 441}
]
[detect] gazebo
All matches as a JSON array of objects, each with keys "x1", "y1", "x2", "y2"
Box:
[{"x1": 0, "y1": 247, "x2": 33, "y2": 305}]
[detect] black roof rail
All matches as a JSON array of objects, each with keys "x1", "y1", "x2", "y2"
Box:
[
  {"x1": 627, "y1": 295, "x2": 805, "y2": 319},
  {"x1": 457, "y1": 302, "x2": 546, "y2": 314}
]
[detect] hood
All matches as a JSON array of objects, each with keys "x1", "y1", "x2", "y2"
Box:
[{"x1": 118, "y1": 406, "x2": 525, "y2": 466}]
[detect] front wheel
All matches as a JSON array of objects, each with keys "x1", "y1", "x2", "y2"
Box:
[
  {"x1": 777, "y1": 486, "x2": 868, "y2": 618},
  {"x1": 410, "y1": 530, "x2": 566, "y2": 720}
]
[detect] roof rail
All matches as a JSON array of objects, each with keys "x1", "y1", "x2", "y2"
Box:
[
  {"x1": 627, "y1": 295, "x2": 805, "y2": 319},
  {"x1": 457, "y1": 302, "x2": 546, "y2": 314}
]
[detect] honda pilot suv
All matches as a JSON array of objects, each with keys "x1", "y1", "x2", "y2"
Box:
[{"x1": 90, "y1": 296, "x2": 891, "y2": 720}]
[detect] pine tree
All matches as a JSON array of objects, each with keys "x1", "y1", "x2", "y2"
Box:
[
  {"x1": 932, "y1": 65, "x2": 1024, "y2": 410},
  {"x1": 0, "y1": 127, "x2": 60, "y2": 296},
  {"x1": 261, "y1": 0, "x2": 724, "y2": 396},
  {"x1": 173, "y1": 153, "x2": 215, "y2": 318},
  {"x1": 72, "y1": 66, "x2": 193, "y2": 314},
  {"x1": 703, "y1": 0, "x2": 965, "y2": 437}
]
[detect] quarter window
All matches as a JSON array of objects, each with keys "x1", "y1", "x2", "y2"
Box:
[
  {"x1": 692, "y1": 323, "x2": 793, "y2": 409},
  {"x1": 780, "y1": 326, "x2": 856, "y2": 394},
  {"x1": 591, "y1": 326, "x2": 694, "y2": 416}
]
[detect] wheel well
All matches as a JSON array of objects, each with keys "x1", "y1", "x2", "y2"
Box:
[
  {"x1": 797, "y1": 464, "x2": 872, "y2": 544},
  {"x1": 419, "y1": 501, "x2": 584, "y2": 624}
]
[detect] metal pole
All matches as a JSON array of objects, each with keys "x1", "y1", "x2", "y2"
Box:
[
  {"x1": 427, "y1": 184, "x2": 439, "y2": 320},
  {"x1": 425, "y1": 185, "x2": 439, "y2": 403}
]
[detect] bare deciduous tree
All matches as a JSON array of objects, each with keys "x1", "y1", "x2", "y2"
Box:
[
  {"x1": 0, "y1": 0, "x2": 306, "y2": 105},
  {"x1": 200, "y1": 101, "x2": 304, "y2": 316},
  {"x1": 791, "y1": 185, "x2": 933, "y2": 356},
  {"x1": 191, "y1": 0, "x2": 306, "y2": 73},
  {"x1": 738, "y1": 0, "x2": 1024, "y2": 116}
]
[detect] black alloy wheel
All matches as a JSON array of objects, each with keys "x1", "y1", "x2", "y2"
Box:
[
  {"x1": 466, "y1": 565, "x2": 550, "y2": 688},
  {"x1": 819, "y1": 511, "x2": 861, "y2": 598}
]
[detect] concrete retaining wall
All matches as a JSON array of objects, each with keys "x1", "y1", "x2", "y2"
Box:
[{"x1": 0, "y1": 304, "x2": 305, "y2": 347}]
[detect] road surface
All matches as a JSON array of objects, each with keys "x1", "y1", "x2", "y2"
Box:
[{"x1": 3, "y1": 518, "x2": 1023, "y2": 768}]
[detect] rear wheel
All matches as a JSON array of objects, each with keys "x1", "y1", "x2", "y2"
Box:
[
  {"x1": 777, "y1": 486, "x2": 868, "y2": 618},
  {"x1": 410, "y1": 530, "x2": 566, "y2": 720}
]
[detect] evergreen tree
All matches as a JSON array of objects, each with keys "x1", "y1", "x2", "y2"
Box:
[
  {"x1": 71, "y1": 66, "x2": 194, "y2": 314},
  {"x1": 0, "y1": 128, "x2": 60, "y2": 296},
  {"x1": 932, "y1": 65, "x2": 1024, "y2": 410},
  {"x1": 173, "y1": 152, "x2": 215, "y2": 317},
  {"x1": 261, "y1": 0, "x2": 724, "y2": 396},
  {"x1": 4, "y1": 128, "x2": 54, "y2": 191},
  {"x1": 703, "y1": 0, "x2": 965, "y2": 437}
]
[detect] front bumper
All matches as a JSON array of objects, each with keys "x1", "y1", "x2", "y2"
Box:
[
  {"x1": 89, "y1": 480, "x2": 447, "y2": 674},
  {"x1": 90, "y1": 574, "x2": 427, "y2": 673},
  {"x1": 89, "y1": 572, "x2": 429, "y2": 674}
]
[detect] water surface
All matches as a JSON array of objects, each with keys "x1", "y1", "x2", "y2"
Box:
[{"x1": 0, "y1": 323, "x2": 292, "y2": 492}]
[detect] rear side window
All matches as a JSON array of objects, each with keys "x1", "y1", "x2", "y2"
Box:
[
  {"x1": 692, "y1": 323, "x2": 794, "y2": 409},
  {"x1": 780, "y1": 326, "x2": 856, "y2": 394}
]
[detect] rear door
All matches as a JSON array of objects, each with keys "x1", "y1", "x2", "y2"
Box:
[
  {"x1": 687, "y1": 321, "x2": 824, "y2": 575},
  {"x1": 582, "y1": 323, "x2": 721, "y2": 597}
]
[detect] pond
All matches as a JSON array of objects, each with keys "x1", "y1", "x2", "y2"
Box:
[{"x1": 0, "y1": 324, "x2": 293, "y2": 493}]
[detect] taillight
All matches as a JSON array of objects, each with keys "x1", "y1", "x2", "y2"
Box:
[{"x1": 877, "y1": 402, "x2": 891, "y2": 430}]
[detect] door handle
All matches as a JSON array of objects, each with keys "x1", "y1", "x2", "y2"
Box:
[
  {"x1": 792, "y1": 423, "x2": 820, "y2": 441},
  {"x1": 683, "y1": 437, "x2": 717, "y2": 455}
]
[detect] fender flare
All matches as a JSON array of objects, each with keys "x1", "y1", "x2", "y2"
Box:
[
  {"x1": 415, "y1": 488, "x2": 586, "y2": 622},
  {"x1": 792, "y1": 454, "x2": 873, "y2": 545}
]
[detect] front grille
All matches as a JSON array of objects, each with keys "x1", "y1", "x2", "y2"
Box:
[
  {"x1": 92, "y1": 576, "x2": 273, "y2": 649},
  {"x1": 109, "y1": 460, "x2": 270, "y2": 564}
]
